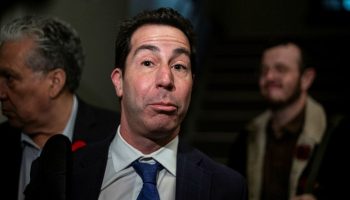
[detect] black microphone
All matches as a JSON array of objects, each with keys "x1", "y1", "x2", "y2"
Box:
[{"x1": 24, "y1": 134, "x2": 72, "y2": 200}]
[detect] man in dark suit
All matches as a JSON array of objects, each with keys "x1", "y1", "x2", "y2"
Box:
[
  {"x1": 71, "y1": 7, "x2": 247, "y2": 200},
  {"x1": 0, "y1": 15, "x2": 118, "y2": 200}
]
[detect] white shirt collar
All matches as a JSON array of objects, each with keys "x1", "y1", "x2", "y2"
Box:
[
  {"x1": 62, "y1": 95, "x2": 78, "y2": 141},
  {"x1": 111, "y1": 125, "x2": 178, "y2": 176}
]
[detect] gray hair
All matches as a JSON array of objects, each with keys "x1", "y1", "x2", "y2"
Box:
[{"x1": 0, "y1": 15, "x2": 84, "y2": 92}]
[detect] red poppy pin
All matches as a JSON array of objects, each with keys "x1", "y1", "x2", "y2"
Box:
[
  {"x1": 295, "y1": 144, "x2": 312, "y2": 160},
  {"x1": 72, "y1": 140, "x2": 87, "y2": 152}
]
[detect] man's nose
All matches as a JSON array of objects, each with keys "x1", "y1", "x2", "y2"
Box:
[
  {"x1": 156, "y1": 65, "x2": 175, "y2": 90},
  {"x1": 262, "y1": 68, "x2": 278, "y2": 80}
]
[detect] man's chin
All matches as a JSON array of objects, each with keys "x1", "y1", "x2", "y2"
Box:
[{"x1": 265, "y1": 98, "x2": 289, "y2": 110}]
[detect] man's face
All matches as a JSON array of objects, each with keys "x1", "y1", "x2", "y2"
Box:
[
  {"x1": 259, "y1": 43, "x2": 303, "y2": 108},
  {"x1": 111, "y1": 24, "x2": 193, "y2": 140},
  {"x1": 0, "y1": 37, "x2": 51, "y2": 131}
]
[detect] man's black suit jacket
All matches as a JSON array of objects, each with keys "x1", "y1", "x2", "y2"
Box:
[
  {"x1": 71, "y1": 133, "x2": 247, "y2": 200},
  {"x1": 0, "y1": 98, "x2": 119, "y2": 200}
]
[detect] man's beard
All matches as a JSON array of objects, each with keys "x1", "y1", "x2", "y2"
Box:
[{"x1": 265, "y1": 80, "x2": 302, "y2": 111}]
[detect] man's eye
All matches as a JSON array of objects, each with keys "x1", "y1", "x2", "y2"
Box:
[
  {"x1": 142, "y1": 60, "x2": 152, "y2": 67},
  {"x1": 173, "y1": 64, "x2": 186, "y2": 71},
  {"x1": 277, "y1": 67, "x2": 288, "y2": 73},
  {"x1": 0, "y1": 73, "x2": 15, "y2": 87},
  {"x1": 5, "y1": 75, "x2": 15, "y2": 85},
  {"x1": 0, "y1": 72, "x2": 14, "y2": 83},
  {"x1": 172, "y1": 64, "x2": 191, "y2": 77}
]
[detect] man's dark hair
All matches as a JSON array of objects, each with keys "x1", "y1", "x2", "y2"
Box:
[
  {"x1": 261, "y1": 37, "x2": 313, "y2": 72},
  {"x1": 114, "y1": 7, "x2": 197, "y2": 74}
]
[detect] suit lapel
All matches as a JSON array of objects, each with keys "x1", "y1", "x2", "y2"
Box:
[
  {"x1": 175, "y1": 141, "x2": 212, "y2": 200},
  {"x1": 72, "y1": 135, "x2": 113, "y2": 200},
  {"x1": 72, "y1": 97, "x2": 118, "y2": 143},
  {"x1": 71, "y1": 97, "x2": 118, "y2": 200},
  {"x1": 72, "y1": 98, "x2": 96, "y2": 141}
]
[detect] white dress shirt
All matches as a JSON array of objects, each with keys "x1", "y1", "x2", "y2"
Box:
[{"x1": 99, "y1": 125, "x2": 178, "y2": 200}]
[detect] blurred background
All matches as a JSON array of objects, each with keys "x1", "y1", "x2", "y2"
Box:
[{"x1": 1, "y1": 0, "x2": 349, "y2": 164}]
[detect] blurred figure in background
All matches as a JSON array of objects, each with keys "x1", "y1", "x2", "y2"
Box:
[
  {"x1": 228, "y1": 39, "x2": 345, "y2": 200},
  {"x1": 0, "y1": 15, "x2": 119, "y2": 200}
]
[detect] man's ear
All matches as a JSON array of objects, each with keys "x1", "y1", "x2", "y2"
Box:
[
  {"x1": 47, "y1": 68, "x2": 66, "y2": 98},
  {"x1": 301, "y1": 67, "x2": 316, "y2": 91},
  {"x1": 111, "y1": 68, "x2": 123, "y2": 97}
]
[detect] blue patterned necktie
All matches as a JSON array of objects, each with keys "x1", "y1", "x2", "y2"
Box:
[{"x1": 132, "y1": 160, "x2": 163, "y2": 200}]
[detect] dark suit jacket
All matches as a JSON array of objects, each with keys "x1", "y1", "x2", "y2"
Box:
[
  {"x1": 0, "y1": 98, "x2": 119, "y2": 200},
  {"x1": 71, "y1": 133, "x2": 247, "y2": 200}
]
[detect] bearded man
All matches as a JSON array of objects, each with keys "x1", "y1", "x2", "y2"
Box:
[{"x1": 228, "y1": 40, "x2": 333, "y2": 200}]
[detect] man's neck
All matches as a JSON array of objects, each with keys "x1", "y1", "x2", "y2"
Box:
[{"x1": 27, "y1": 93, "x2": 74, "y2": 148}]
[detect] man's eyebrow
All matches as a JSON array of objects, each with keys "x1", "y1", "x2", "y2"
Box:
[
  {"x1": 173, "y1": 47, "x2": 190, "y2": 58},
  {"x1": 133, "y1": 44, "x2": 160, "y2": 57},
  {"x1": 133, "y1": 45, "x2": 190, "y2": 57},
  {"x1": 0, "y1": 69, "x2": 22, "y2": 82}
]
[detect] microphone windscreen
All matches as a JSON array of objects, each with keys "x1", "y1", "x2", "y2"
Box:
[{"x1": 24, "y1": 134, "x2": 72, "y2": 200}]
